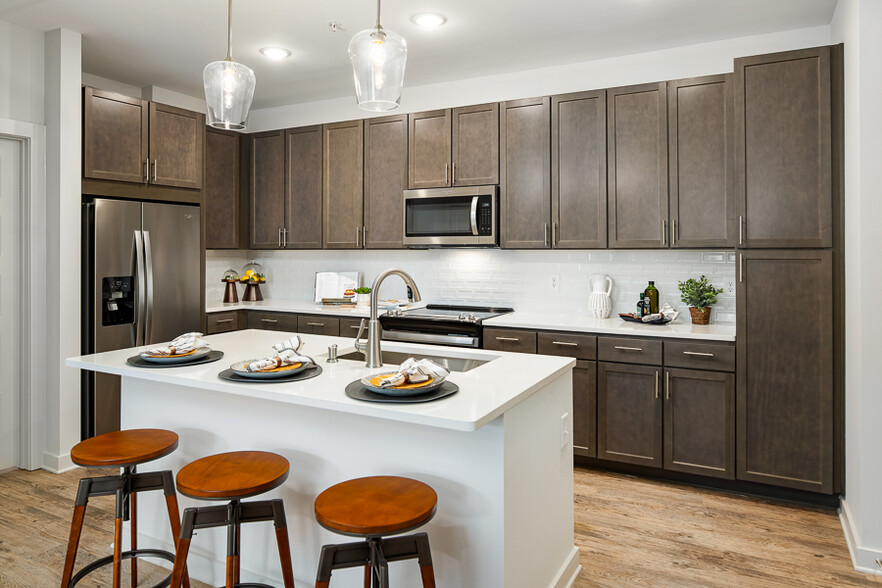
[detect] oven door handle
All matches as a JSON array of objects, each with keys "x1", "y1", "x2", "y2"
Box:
[
  {"x1": 470, "y1": 196, "x2": 479, "y2": 236},
  {"x1": 382, "y1": 330, "x2": 480, "y2": 348}
]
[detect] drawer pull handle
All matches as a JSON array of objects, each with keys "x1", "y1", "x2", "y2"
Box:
[
  {"x1": 350, "y1": 325, "x2": 361, "y2": 329},
  {"x1": 552, "y1": 341, "x2": 578, "y2": 346},
  {"x1": 614, "y1": 346, "x2": 643, "y2": 352},
  {"x1": 683, "y1": 351, "x2": 715, "y2": 357},
  {"x1": 306, "y1": 322, "x2": 325, "y2": 327},
  {"x1": 215, "y1": 318, "x2": 234, "y2": 324},
  {"x1": 261, "y1": 318, "x2": 278, "y2": 324},
  {"x1": 496, "y1": 336, "x2": 520, "y2": 342}
]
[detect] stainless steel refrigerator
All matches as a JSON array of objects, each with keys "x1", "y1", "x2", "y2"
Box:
[{"x1": 82, "y1": 197, "x2": 202, "y2": 437}]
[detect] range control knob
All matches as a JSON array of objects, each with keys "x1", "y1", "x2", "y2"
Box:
[
  {"x1": 458, "y1": 312, "x2": 469, "y2": 321},
  {"x1": 468, "y1": 313, "x2": 477, "y2": 322}
]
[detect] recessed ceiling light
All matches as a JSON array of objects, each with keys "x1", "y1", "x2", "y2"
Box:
[
  {"x1": 259, "y1": 47, "x2": 291, "y2": 60},
  {"x1": 410, "y1": 13, "x2": 447, "y2": 27}
]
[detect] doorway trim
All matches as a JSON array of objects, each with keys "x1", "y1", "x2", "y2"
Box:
[{"x1": 0, "y1": 118, "x2": 47, "y2": 470}]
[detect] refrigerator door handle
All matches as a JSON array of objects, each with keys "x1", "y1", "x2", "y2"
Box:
[
  {"x1": 143, "y1": 230, "x2": 155, "y2": 343},
  {"x1": 134, "y1": 230, "x2": 146, "y2": 346}
]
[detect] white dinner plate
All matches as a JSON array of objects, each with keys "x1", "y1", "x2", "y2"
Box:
[
  {"x1": 360, "y1": 372, "x2": 446, "y2": 396},
  {"x1": 229, "y1": 360, "x2": 310, "y2": 379},
  {"x1": 140, "y1": 347, "x2": 212, "y2": 364}
]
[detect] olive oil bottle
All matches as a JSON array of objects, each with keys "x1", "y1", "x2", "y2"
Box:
[{"x1": 645, "y1": 281, "x2": 659, "y2": 314}]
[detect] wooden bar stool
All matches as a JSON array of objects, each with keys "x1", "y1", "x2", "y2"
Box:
[
  {"x1": 60, "y1": 428, "x2": 190, "y2": 588},
  {"x1": 313, "y1": 476, "x2": 437, "y2": 588},
  {"x1": 169, "y1": 450, "x2": 296, "y2": 588}
]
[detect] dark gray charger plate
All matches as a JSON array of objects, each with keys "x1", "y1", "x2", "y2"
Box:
[
  {"x1": 345, "y1": 380, "x2": 459, "y2": 404},
  {"x1": 126, "y1": 350, "x2": 224, "y2": 368},
  {"x1": 218, "y1": 364, "x2": 323, "y2": 383}
]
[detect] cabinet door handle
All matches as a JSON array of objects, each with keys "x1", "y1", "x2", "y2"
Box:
[
  {"x1": 278, "y1": 228, "x2": 282, "y2": 248},
  {"x1": 739, "y1": 215, "x2": 744, "y2": 245},
  {"x1": 683, "y1": 351, "x2": 715, "y2": 357},
  {"x1": 614, "y1": 345, "x2": 643, "y2": 352},
  {"x1": 655, "y1": 370, "x2": 660, "y2": 399},
  {"x1": 261, "y1": 318, "x2": 278, "y2": 324},
  {"x1": 452, "y1": 163, "x2": 456, "y2": 184},
  {"x1": 671, "y1": 219, "x2": 677, "y2": 246},
  {"x1": 152, "y1": 159, "x2": 157, "y2": 183},
  {"x1": 306, "y1": 322, "x2": 325, "y2": 327},
  {"x1": 739, "y1": 253, "x2": 743, "y2": 283},
  {"x1": 356, "y1": 226, "x2": 361, "y2": 248},
  {"x1": 544, "y1": 223, "x2": 549, "y2": 247},
  {"x1": 144, "y1": 159, "x2": 150, "y2": 184},
  {"x1": 216, "y1": 318, "x2": 234, "y2": 324},
  {"x1": 552, "y1": 341, "x2": 578, "y2": 346},
  {"x1": 283, "y1": 227, "x2": 288, "y2": 247},
  {"x1": 665, "y1": 371, "x2": 670, "y2": 400},
  {"x1": 444, "y1": 163, "x2": 449, "y2": 185},
  {"x1": 552, "y1": 222, "x2": 558, "y2": 247},
  {"x1": 662, "y1": 220, "x2": 668, "y2": 246},
  {"x1": 496, "y1": 336, "x2": 520, "y2": 342},
  {"x1": 363, "y1": 225, "x2": 367, "y2": 247}
]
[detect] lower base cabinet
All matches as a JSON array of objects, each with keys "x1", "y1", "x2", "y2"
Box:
[
  {"x1": 664, "y1": 368, "x2": 735, "y2": 480},
  {"x1": 597, "y1": 363, "x2": 662, "y2": 467},
  {"x1": 572, "y1": 360, "x2": 597, "y2": 458}
]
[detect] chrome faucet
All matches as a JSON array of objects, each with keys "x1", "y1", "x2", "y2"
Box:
[{"x1": 354, "y1": 268, "x2": 422, "y2": 368}]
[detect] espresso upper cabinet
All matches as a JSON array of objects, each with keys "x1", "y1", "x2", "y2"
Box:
[
  {"x1": 364, "y1": 115, "x2": 407, "y2": 249},
  {"x1": 323, "y1": 120, "x2": 364, "y2": 249},
  {"x1": 248, "y1": 130, "x2": 286, "y2": 249},
  {"x1": 737, "y1": 250, "x2": 833, "y2": 493},
  {"x1": 148, "y1": 102, "x2": 204, "y2": 189},
  {"x1": 501, "y1": 97, "x2": 551, "y2": 249},
  {"x1": 408, "y1": 104, "x2": 499, "y2": 189},
  {"x1": 83, "y1": 87, "x2": 149, "y2": 184},
  {"x1": 83, "y1": 87, "x2": 204, "y2": 190},
  {"x1": 204, "y1": 128, "x2": 240, "y2": 249},
  {"x1": 552, "y1": 90, "x2": 607, "y2": 249},
  {"x1": 668, "y1": 75, "x2": 736, "y2": 248},
  {"x1": 735, "y1": 47, "x2": 832, "y2": 248},
  {"x1": 285, "y1": 126, "x2": 323, "y2": 249},
  {"x1": 607, "y1": 83, "x2": 668, "y2": 249}
]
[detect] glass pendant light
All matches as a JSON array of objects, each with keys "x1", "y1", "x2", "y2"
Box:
[
  {"x1": 203, "y1": 0, "x2": 256, "y2": 130},
  {"x1": 348, "y1": 0, "x2": 407, "y2": 112}
]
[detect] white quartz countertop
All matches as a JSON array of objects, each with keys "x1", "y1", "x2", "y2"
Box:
[
  {"x1": 205, "y1": 299, "x2": 422, "y2": 317},
  {"x1": 66, "y1": 329, "x2": 574, "y2": 432},
  {"x1": 483, "y1": 311, "x2": 736, "y2": 341}
]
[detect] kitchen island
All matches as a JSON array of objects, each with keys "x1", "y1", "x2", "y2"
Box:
[{"x1": 67, "y1": 329, "x2": 579, "y2": 588}]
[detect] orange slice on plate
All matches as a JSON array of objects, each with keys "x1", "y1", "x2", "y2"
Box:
[
  {"x1": 368, "y1": 374, "x2": 434, "y2": 390},
  {"x1": 149, "y1": 349, "x2": 197, "y2": 358},
  {"x1": 257, "y1": 362, "x2": 303, "y2": 373}
]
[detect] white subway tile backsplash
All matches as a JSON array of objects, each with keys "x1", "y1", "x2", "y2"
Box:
[{"x1": 207, "y1": 248, "x2": 736, "y2": 323}]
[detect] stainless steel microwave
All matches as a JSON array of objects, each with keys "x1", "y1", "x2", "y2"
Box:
[{"x1": 403, "y1": 185, "x2": 498, "y2": 247}]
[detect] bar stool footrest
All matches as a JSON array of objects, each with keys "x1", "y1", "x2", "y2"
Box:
[{"x1": 68, "y1": 548, "x2": 176, "y2": 588}]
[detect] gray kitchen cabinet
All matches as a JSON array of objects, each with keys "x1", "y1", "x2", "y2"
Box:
[
  {"x1": 408, "y1": 104, "x2": 499, "y2": 189},
  {"x1": 248, "y1": 130, "x2": 286, "y2": 249},
  {"x1": 323, "y1": 120, "x2": 364, "y2": 249},
  {"x1": 83, "y1": 87, "x2": 148, "y2": 184},
  {"x1": 735, "y1": 46, "x2": 833, "y2": 248},
  {"x1": 573, "y1": 360, "x2": 597, "y2": 458},
  {"x1": 205, "y1": 128, "x2": 241, "y2": 249},
  {"x1": 607, "y1": 83, "x2": 668, "y2": 249},
  {"x1": 664, "y1": 367, "x2": 735, "y2": 480},
  {"x1": 246, "y1": 311, "x2": 299, "y2": 332},
  {"x1": 597, "y1": 362, "x2": 663, "y2": 467},
  {"x1": 285, "y1": 125, "x2": 323, "y2": 249},
  {"x1": 364, "y1": 115, "x2": 407, "y2": 249},
  {"x1": 500, "y1": 97, "x2": 552, "y2": 248},
  {"x1": 205, "y1": 311, "x2": 242, "y2": 334},
  {"x1": 297, "y1": 315, "x2": 340, "y2": 336},
  {"x1": 736, "y1": 250, "x2": 833, "y2": 493},
  {"x1": 482, "y1": 328, "x2": 537, "y2": 354},
  {"x1": 148, "y1": 102, "x2": 204, "y2": 189},
  {"x1": 668, "y1": 74, "x2": 736, "y2": 248},
  {"x1": 551, "y1": 90, "x2": 607, "y2": 249},
  {"x1": 339, "y1": 317, "x2": 366, "y2": 336}
]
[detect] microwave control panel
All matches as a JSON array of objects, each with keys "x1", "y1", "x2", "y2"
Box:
[{"x1": 477, "y1": 195, "x2": 493, "y2": 236}]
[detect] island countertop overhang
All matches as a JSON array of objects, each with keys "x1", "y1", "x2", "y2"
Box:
[{"x1": 66, "y1": 329, "x2": 576, "y2": 433}]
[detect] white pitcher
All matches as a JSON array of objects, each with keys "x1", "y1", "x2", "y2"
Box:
[{"x1": 588, "y1": 274, "x2": 613, "y2": 319}]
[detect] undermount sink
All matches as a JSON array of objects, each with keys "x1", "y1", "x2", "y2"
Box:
[{"x1": 337, "y1": 350, "x2": 490, "y2": 373}]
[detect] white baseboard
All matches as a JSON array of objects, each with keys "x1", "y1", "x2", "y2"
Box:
[
  {"x1": 42, "y1": 451, "x2": 75, "y2": 473},
  {"x1": 840, "y1": 497, "x2": 882, "y2": 575},
  {"x1": 550, "y1": 545, "x2": 581, "y2": 588}
]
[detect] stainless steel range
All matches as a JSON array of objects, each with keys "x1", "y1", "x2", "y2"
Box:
[{"x1": 380, "y1": 304, "x2": 514, "y2": 348}]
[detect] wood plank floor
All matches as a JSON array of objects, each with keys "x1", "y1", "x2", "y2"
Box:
[{"x1": 0, "y1": 465, "x2": 879, "y2": 587}]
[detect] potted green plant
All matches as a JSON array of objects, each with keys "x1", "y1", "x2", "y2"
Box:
[
  {"x1": 677, "y1": 275, "x2": 724, "y2": 325},
  {"x1": 354, "y1": 286, "x2": 372, "y2": 307}
]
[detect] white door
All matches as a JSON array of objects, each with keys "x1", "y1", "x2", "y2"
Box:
[{"x1": 0, "y1": 137, "x2": 21, "y2": 470}]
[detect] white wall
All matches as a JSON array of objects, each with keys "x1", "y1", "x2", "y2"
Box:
[
  {"x1": 81, "y1": 73, "x2": 207, "y2": 114},
  {"x1": 0, "y1": 19, "x2": 44, "y2": 124},
  {"x1": 207, "y1": 249, "x2": 736, "y2": 323},
  {"x1": 833, "y1": 0, "x2": 882, "y2": 575},
  {"x1": 247, "y1": 25, "x2": 831, "y2": 132},
  {"x1": 43, "y1": 28, "x2": 81, "y2": 473}
]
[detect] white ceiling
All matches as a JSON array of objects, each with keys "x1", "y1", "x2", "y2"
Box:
[{"x1": 1, "y1": 0, "x2": 838, "y2": 110}]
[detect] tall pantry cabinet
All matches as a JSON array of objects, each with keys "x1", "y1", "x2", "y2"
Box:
[{"x1": 734, "y1": 45, "x2": 842, "y2": 494}]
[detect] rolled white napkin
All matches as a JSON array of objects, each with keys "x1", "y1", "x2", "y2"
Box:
[
  {"x1": 142, "y1": 332, "x2": 208, "y2": 357},
  {"x1": 378, "y1": 357, "x2": 450, "y2": 388},
  {"x1": 245, "y1": 336, "x2": 312, "y2": 372}
]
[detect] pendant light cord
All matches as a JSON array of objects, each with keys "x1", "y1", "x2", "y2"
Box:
[
  {"x1": 376, "y1": 0, "x2": 383, "y2": 30},
  {"x1": 226, "y1": 0, "x2": 233, "y2": 60}
]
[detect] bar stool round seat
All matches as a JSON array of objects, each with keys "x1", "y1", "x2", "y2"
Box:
[
  {"x1": 169, "y1": 451, "x2": 296, "y2": 588},
  {"x1": 70, "y1": 428, "x2": 179, "y2": 467},
  {"x1": 61, "y1": 428, "x2": 190, "y2": 588},
  {"x1": 313, "y1": 476, "x2": 437, "y2": 588},
  {"x1": 176, "y1": 450, "x2": 289, "y2": 499},
  {"x1": 315, "y1": 476, "x2": 437, "y2": 537}
]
